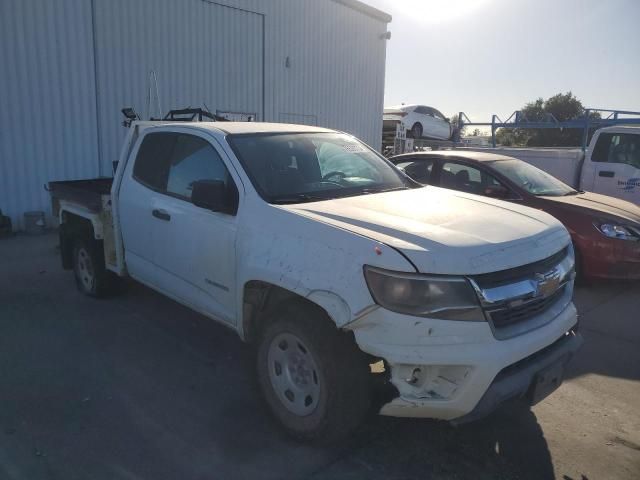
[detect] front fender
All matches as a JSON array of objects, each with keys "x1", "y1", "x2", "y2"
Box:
[
  {"x1": 306, "y1": 289, "x2": 352, "y2": 327},
  {"x1": 236, "y1": 204, "x2": 416, "y2": 331}
]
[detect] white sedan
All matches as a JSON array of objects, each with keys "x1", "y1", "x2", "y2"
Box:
[{"x1": 384, "y1": 104, "x2": 452, "y2": 140}]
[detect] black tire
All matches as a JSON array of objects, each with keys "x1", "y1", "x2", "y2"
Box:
[
  {"x1": 72, "y1": 238, "x2": 118, "y2": 297},
  {"x1": 256, "y1": 300, "x2": 371, "y2": 443},
  {"x1": 411, "y1": 122, "x2": 423, "y2": 139}
]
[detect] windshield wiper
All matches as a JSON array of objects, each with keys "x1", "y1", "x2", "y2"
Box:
[
  {"x1": 563, "y1": 190, "x2": 585, "y2": 196},
  {"x1": 360, "y1": 186, "x2": 410, "y2": 194},
  {"x1": 334, "y1": 186, "x2": 409, "y2": 199},
  {"x1": 270, "y1": 193, "x2": 331, "y2": 205},
  {"x1": 271, "y1": 186, "x2": 409, "y2": 204}
]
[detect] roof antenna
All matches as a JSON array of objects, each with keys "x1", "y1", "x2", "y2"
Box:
[{"x1": 146, "y1": 70, "x2": 162, "y2": 120}]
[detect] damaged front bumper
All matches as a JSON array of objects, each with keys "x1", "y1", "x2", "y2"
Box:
[
  {"x1": 451, "y1": 327, "x2": 582, "y2": 424},
  {"x1": 349, "y1": 298, "x2": 579, "y2": 421}
]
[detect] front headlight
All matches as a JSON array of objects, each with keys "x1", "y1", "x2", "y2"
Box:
[
  {"x1": 364, "y1": 266, "x2": 484, "y2": 321},
  {"x1": 594, "y1": 222, "x2": 639, "y2": 241}
]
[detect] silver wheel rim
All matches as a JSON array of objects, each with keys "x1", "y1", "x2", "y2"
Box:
[
  {"x1": 76, "y1": 248, "x2": 94, "y2": 291},
  {"x1": 267, "y1": 332, "x2": 321, "y2": 416}
]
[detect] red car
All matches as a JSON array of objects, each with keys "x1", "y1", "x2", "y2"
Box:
[{"x1": 391, "y1": 151, "x2": 640, "y2": 281}]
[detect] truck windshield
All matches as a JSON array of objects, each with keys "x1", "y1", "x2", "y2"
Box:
[
  {"x1": 228, "y1": 133, "x2": 415, "y2": 203},
  {"x1": 490, "y1": 159, "x2": 577, "y2": 197}
]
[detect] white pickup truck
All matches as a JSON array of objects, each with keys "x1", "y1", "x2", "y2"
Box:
[
  {"x1": 49, "y1": 120, "x2": 582, "y2": 442},
  {"x1": 466, "y1": 125, "x2": 640, "y2": 205}
]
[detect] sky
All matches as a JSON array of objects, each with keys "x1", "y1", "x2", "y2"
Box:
[{"x1": 364, "y1": 0, "x2": 640, "y2": 128}]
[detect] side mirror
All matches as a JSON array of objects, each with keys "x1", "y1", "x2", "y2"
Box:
[
  {"x1": 484, "y1": 185, "x2": 510, "y2": 199},
  {"x1": 191, "y1": 180, "x2": 238, "y2": 214}
]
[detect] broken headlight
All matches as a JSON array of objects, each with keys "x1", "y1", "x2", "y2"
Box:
[{"x1": 364, "y1": 266, "x2": 484, "y2": 321}]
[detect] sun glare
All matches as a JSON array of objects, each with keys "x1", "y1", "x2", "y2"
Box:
[{"x1": 393, "y1": 0, "x2": 493, "y2": 24}]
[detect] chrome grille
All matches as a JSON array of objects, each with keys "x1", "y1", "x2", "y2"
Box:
[
  {"x1": 472, "y1": 247, "x2": 568, "y2": 289},
  {"x1": 469, "y1": 247, "x2": 575, "y2": 338},
  {"x1": 486, "y1": 285, "x2": 567, "y2": 329}
]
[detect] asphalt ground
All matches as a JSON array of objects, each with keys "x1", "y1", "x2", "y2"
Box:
[{"x1": 1, "y1": 232, "x2": 638, "y2": 479}]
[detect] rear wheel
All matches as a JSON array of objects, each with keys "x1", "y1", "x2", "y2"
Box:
[
  {"x1": 72, "y1": 238, "x2": 118, "y2": 297},
  {"x1": 256, "y1": 300, "x2": 371, "y2": 443},
  {"x1": 411, "y1": 122, "x2": 423, "y2": 139}
]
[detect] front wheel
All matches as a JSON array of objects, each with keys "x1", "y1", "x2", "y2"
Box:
[{"x1": 256, "y1": 300, "x2": 371, "y2": 443}]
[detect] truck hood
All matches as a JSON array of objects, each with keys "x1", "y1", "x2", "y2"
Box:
[
  {"x1": 541, "y1": 192, "x2": 640, "y2": 225},
  {"x1": 281, "y1": 187, "x2": 569, "y2": 275}
]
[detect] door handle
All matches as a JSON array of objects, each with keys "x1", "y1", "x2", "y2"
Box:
[
  {"x1": 599, "y1": 170, "x2": 615, "y2": 178},
  {"x1": 152, "y1": 209, "x2": 171, "y2": 221}
]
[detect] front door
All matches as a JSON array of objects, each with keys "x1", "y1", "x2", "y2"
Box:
[
  {"x1": 150, "y1": 132, "x2": 240, "y2": 324},
  {"x1": 586, "y1": 132, "x2": 640, "y2": 205}
]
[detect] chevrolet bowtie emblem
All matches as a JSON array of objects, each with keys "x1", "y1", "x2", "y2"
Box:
[{"x1": 535, "y1": 269, "x2": 561, "y2": 298}]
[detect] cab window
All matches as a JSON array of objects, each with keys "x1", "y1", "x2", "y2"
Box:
[
  {"x1": 133, "y1": 132, "x2": 235, "y2": 205},
  {"x1": 592, "y1": 133, "x2": 640, "y2": 168},
  {"x1": 166, "y1": 134, "x2": 232, "y2": 201}
]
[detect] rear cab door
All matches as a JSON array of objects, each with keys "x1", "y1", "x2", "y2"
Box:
[
  {"x1": 118, "y1": 131, "x2": 173, "y2": 280},
  {"x1": 584, "y1": 130, "x2": 640, "y2": 205}
]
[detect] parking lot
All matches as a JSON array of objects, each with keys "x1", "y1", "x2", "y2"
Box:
[{"x1": 1, "y1": 232, "x2": 638, "y2": 480}]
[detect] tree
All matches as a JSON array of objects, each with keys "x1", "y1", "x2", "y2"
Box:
[
  {"x1": 495, "y1": 126, "x2": 529, "y2": 146},
  {"x1": 496, "y1": 92, "x2": 599, "y2": 147},
  {"x1": 471, "y1": 128, "x2": 481, "y2": 137}
]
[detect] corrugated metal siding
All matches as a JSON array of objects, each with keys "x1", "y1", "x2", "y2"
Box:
[
  {"x1": 0, "y1": 0, "x2": 99, "y2": 229},
  {"x1": 0, "y1": 0, "x2": 388, "y2": 229},
  {"x1": 92, "y1": 0, "x2": 264, "y2": 175},
  {"x1": 257, "y1": 0, "x2": 388, "y2": 148}
]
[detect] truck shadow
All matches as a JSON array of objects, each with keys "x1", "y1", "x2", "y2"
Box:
[
  {"x1": 118, "y1": 281, "x2": 555, "y2": 480},
  {"x1": 324, "y1": 403, "x2": 555, "y2": 479}
]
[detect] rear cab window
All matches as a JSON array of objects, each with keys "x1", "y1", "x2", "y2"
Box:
[{"x1": 133, "y1": 132, "x2": 176, "y2": 190}]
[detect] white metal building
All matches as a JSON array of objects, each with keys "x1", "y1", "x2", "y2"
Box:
[{"x1": 0, "y1": 0, "x2": 391, "y2": 229}]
